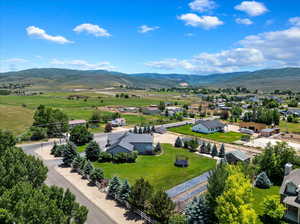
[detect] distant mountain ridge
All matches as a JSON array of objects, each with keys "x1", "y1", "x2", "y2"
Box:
[{"x1": 1, "y1": 67, "x2": 300, "y2": 90}]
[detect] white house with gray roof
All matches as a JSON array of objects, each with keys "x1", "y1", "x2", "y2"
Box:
[
  {"x1": 280, "y1": 164, "x2": 300, "y2": 223},
  {"x1": 105, "y1": 132, "x2": 154, "y2": 155},
  {"x1": 192, "y1": 119, "x2": 225, "y2": 134}
]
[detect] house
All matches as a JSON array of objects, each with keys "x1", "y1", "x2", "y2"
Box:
[
  {"x1": 239, "y1": 122, "x2": 267, "y2": 133},
  {"x1": 239, "y1": 128, "x2": 254, "y2": 135},
  {"x1": 286, "y1": 109, "x2": 300, "y2": 117},
  {"x1": 68, "y1": 120, "x2": 87, "y2": 128},
  {"x1": 106, "y1": 132, "x2": 154, "y2": 155},
  {"x1": 110, "y1": 118, "x2": 126, "y2": 127},
  {"x1": 225, "y1": 150, "x2": 251, "y2": 164},
  {"x1": 166, "y1": 106, "x2": 182, "y2": 116},
  {"x1": 192, "y1": 119, "x2": 225, "y2": 134},
  {"x1": 142, "y1": 106, "x2": 161, "y2": 115},
  {"x1": 120, "y1": 107, "x2": 138, "y2": 113},
  {"x1": 280, "y1": 163, "x2": 300, "y2": 223},
  {"x1": 260, "y1": 128, "x2": 280, "y2": 137}
]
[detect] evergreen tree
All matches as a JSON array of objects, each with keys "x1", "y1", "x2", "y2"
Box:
[
  {"x1": 71, "y1": 154, "x2": 83, "y2": 171},
  {"x1": 189, "y1": 139, "x2": 199, "y2": 152},
  {"x1": 183, "y1": 140, "x2": 189, "y2": 149},
  {"x1": 133, "y1": 126, "x2": 138, "y2": 133},
  {"x1": 219, "y1": 144, "x2": 225, "y2": 158},
  {"x1": 85, "y1": 141, "x2": 101, "y2": 161},
  {"x1": 206, "y1": 163, "x2": 228, "y2": 222},
  {"x1": 151, "y1": 126, "x2": 156, "y2": 133},
  {"x1": 211, "y1": 144, "x2": 218, "y2": 158},
  {"x1": 62, "y1": 142, "x2": 78, "y2": 167},
  {"x1": 148, "y1": 190, "x2": 175, "y2": 223},
  {"x1": 83, "y1": 161, "x2": 93, "y2": 177},
  {"x1": 174, "y1": 137, "x2": 183, "y2": 148},
  {"x1": 255, "y1": 172, "x2": 272, "y2": 189},
  {"x1": 200, "y1": 142, "x2": 206, "y2": 153},
  {"x1": 89, "y1": 168, "x2": 104, "y2": 185},
  {"x1": 206, "y1": 142, "x2": 211, "y2": 154},
  {"x1": 168, "y1": 214, "x2": 188, "y2": 224},
  {"x1": 51, "y1": 142, "x2": 58, "y2": 155},
  {"x1": 138, "y1": 127, "x2": 143, "y2": 134},
  {"x1": 129, "y1": 178, "x2": 153, "y2": 210},
  {"x1": 69, "y1": 125, "x2": 93, "y2": 146},
  {"x1": 73, "y1": 206, "x2": 89, "y2": 224},
  {"x1": 185, "y1": 197, "x2": 210, "y2": 224},
  {"x1": 108, "y1": 176, "x2": 122, "y2": 198},
  {"x1": 118, "y1": 180, "x2": 131, "y2": 203}
]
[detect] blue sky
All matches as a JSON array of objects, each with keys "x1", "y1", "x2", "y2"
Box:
[{"x1": 1, "y1": 0, "x2": 300, "y2": 74}]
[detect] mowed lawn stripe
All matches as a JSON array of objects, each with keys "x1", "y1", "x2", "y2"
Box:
[{"x1": 93, "y1": 144, "x2": 216, "y2": 190}]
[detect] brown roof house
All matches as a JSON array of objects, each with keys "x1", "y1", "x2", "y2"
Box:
[{"x1": 280, "y1": 163, "x2": 300, "y2": 223}]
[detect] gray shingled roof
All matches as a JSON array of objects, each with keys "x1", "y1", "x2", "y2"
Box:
[
  {"x1": 280, "y1": 169, "x2": 300, "y2": 195},
  {"x1": 226, "y1": 150, "x2": 250, "y2": 161},
  {"x1": 196, "y1": 120, "x2": 225, "y2": 129}
]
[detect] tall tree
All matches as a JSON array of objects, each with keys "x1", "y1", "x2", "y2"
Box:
[
  {"x1": 85, "y1": 141, "x2": 101, "y2": 161},
  {"x1": 174, "y1": 137, "x2": 183, "y2": 148},
  {"x1": 219, "y1": 144, "x2": 225, "y2": 158},
  {"x1": 69, "y1": 125, "x2": 93, "y2": 146},
  {"x1": 129, "y1": 178, "x2": 153, "y2": 210},
  {"x1": 148, "y1": 190, "x2": 175, "y2": 223},
  {"x1": 211, "y1": 144, "x2": 218, "y2": 158},
  {"x1": 89, "y1": 168, "x2": 104, "y2": 185},
  {"x1": 0, "y1": 130, "x2": 16, "y2": 153},
  {"x1": 108, "y1": 176, "x2": 122, "y2": 199},
  {"x1": 118, "y1": 180, "x2": 131, "y2": 203}
]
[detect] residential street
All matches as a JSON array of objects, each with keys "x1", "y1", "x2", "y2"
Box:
[{"x1": 20, "y1": 143, "x2": 116, "y2": 224}]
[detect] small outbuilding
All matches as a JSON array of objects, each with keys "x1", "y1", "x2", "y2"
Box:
[{"x1": 225, "y1": 150, "x2": 251, "y2": 164}]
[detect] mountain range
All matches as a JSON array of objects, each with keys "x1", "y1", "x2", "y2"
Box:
[{"x1": 1, "y1": 67, "x2": 300, "y2": 90}]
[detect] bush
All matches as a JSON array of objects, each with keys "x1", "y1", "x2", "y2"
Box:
[
  {"x1": 174, "y1": 137, "x2": 183, "y2": 148},
  {"x1": 69, "y1": 125, "x2": 93, "y2": 146},
  {"x1": 112, "y1": 152, "x2": 138, "y2": 163},
  {"x1": 105, "y1": 123, "x2": 113, "y2": 133},
  {"x1": 154, "y1": 143, "x2": 162, "y2": 154},
  {"x1": 255, "y1": 172, "x2": 272, "y2": 189},
  {"x1": 98, "y1": 152, "x2": 113, "y2": 162},
  {"x1": 63, "y1": 142, "x2": 78, "y2": 166},
  {"x1": 108, "y1": 176, "x2": 122, "y2": 198},
  {"x1": 30, "y1": 127, "x2": 48, "y2": 140},
  {"x1": 51, "y1": 144, "x2": 66, "y2": 157},
  {"x1": 72, "y1": 154, "x2": 84, "y2": 171},
  {"x1": 90, "y1": 168, "x2": 104, "y2": 184}
]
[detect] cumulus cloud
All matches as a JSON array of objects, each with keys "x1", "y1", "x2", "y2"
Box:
[
  {"x1": 73, "y1": 23, "x2": 111, "y2": 37},
  {"x1": 235, "y1": 18, "x2": 253, "y2": 25},
  {"x1": 146, "y1": 22, "x2": 300, "y2": 73},
  {"x1": 50, "y1": 59, "x2": 116, "y2": 70},
  {"x1": 178, "y1": 13, "x2": 224, "y2": 29},
  {"x1": 289, "y1": 17, "x2": 300, "y2": 26},
  {"x1": 26, "y1": 26, "x2": 73, "y2": 44},
  {"x1": 189, "y1": 0, "x2": 217, "y2": 13},
  {"x1": 234, "y1": 1, "x2": 268, "y2": 16},
  {"x1": 138, "y1": 25, "x2": 160, "y2": 33}
]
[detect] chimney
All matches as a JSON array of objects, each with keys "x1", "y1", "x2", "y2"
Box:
[{"x1": 285, "y1": 163, "x2": 293, "y2": 176}]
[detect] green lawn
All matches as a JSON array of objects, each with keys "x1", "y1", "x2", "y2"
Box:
[
  {"x1": 93, "y1": 144, "x2": 216, "y2": 190},
  {"x1": 280, "y1": 121, "x2": 300, "y2": 134},
  {"x1": 252, "y1": 186, "x2": 281, "y2": 215},
  {"x1": 168, "y1": 124, "x2": 245, "y2": 143}
]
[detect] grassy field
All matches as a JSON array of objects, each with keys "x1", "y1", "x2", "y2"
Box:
[
  {"x1": 280, "y1": 121, "x2": 300, "y2": 133},
  {"x1": 252, "y1": 186, "x2": 280, "y2": 215},
  {"x1": 93, "y1": 144, "x2": 216, "y2": 190},
  {"x1": 168, "y1": 124, "x2": 244, "y2": 143},
  {"x1": 0, "y1": 105, "x2": 34, "y2": 135}
]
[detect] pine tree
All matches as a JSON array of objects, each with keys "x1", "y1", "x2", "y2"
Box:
[
  {"x1": 138, "y1": 127, "x2": 143, "y2": 134},
  {"x1": 185, "y1": 197, "x2": 210, "y2": 224},
  {"x1": 151, "y1": 126, "x2": 156, "y2": 133},
  {"x1": 219, "y1": 144, "x2": 225, "y2": 158},
  {"x1": 211, "y1": 144, "x2": 218, "y2": 158},
  {"x1": 89, "y1": 167, "x2": 104, "y2": 185},
  {"x1": 71, "y1": 154, "x2": 83, "y2": 171},
  {"x1": 134, "y1": 126, "x2": 138, "y2": 133},
  {"x1": 148, "y1": 190, "x2": 175, "y2": 223},
  {"x1": 85, "y1": 141, "x2": 101, "y2": 161},
  {"x1": 63, "y1": 142, "x2": 78, "y2": 167},
  {"x1": 51, "y1": 142, "x2": 58, "y2": 155},
  {"x1": 200, "y1": 142, "x2": 206, "y2": 153},
  {"x1": 175, "y1": 137, "x2": 183, "y2": 148},
  {"x1": 118, "y1": 180, "x2": 131, "y2": 203},
  {"x1": 206, "y1": 142, "x2": 211, "y2": 154},
  {"x1": 83, "y1": 161, "x2": 93, "y2": 177},
  {"x1": 108, "y1": 176, "x2": 122, "y2": 198},
  {"x1": 255, "y1": 172, "x2": 272, "y2": 189},
  {"x1": 128, "y1": 178, "x2": 153, "y2": 210}
]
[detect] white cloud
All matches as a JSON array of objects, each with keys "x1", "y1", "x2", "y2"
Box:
[
  {"x1": 289, "y1": 17, "x2": 300, "y2": 26},
  {"x1": 189, "y1": 0, "x2": 217, "y2": 13},
  {"x1": 185, "y1": 33, "x2": 195, "y2": 37},
  {"x1": 73, "y1": 23, "x2": 111, "y2": 37},
  {"x1": 138, "y1": 25, "x2": 160, "y2": 33},
  {"x1": 146, "y1": 22, "x2": 300, "y2": 73},
  {"x1": 235, "y1": 18, "x2": 253, "y2": 25},
  {"x1": 50, "y1": 59, "x2": 116, "y2": 70},
  {"x1": 234, "y1": 1, "x2": 268, "y2": 16},
  {"x1": 178, "y1": 13, "x2": 224, "y2": 29},
  {"x1": 26, "y1": 26, "x2": 73, "y2": 44},
  {"x1": 4, "y1": 58, "x2": 28, "y2": 63}
]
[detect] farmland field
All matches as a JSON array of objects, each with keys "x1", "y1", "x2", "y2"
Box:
[
  {"x1": 93, "y1": 144, "x2": 216, "y2": 190},
  {"x1": 168, "y1": 124, "x2": 244, "y2": 143}
]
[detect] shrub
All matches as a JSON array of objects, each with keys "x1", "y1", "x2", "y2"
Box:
[
  {"x1": 85, "y1": 141, "x2": 101, "y2": 161},
  {"x1": 30, "y1": 127, "x2": 48, "y2": 140},
  {"x1": 154, "y1": 143, "x2": 162, "y2": 154},
  {"x1": 83, "y1": 161, "x2": 93, "y2": 177},
  {"x1": 118, "y1": 180, "x2": 131, "y2": 203},
  {"x1": 98, "y1": 152, "x2": 112, "y2": 162},
  {"x1": 89, "y1": 168, "x2": 104, "y2": 184},
  {"x1": 69, "y1": 125, "x2": 93, "y2": 146},
  {"x1": 105, "y1": 123, "x2": 113, "y2": 133},
  {"x1": 174, "y1": 137, "x2": 183, "y2": 148},
  {"x1": 71, "y1": 155, "x2": 83, "y2": 171},
  {"x1": 255, "y1": 172, "x2": 272, "y2": 189},
  {"x1": 108, "y1": 176, "x2": 122, "y2": 198},
  {"x1": 62, "y1": 142, "x2": 78, "y2": 166}
]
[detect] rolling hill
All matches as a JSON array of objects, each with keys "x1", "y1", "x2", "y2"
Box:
[{"x1": 1, "y1": 67, "x2": 300, "y2": 90}]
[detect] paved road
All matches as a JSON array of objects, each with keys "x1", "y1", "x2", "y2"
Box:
[{"x1": 20, "y1": 143, "x2": 116, "y2": 224}]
